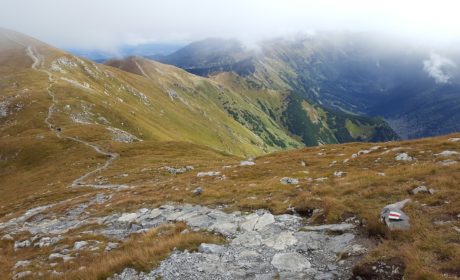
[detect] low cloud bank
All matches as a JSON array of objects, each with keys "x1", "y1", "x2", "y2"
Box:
[{"x1": 423, "y1": 53, "x2": 457, "y2": 84}]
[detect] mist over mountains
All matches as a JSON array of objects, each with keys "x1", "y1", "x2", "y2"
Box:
[{"x1": 76, "y1": 32, "x2": 460, "y2": 140}]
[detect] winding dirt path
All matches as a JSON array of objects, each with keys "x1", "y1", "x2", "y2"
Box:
[
  {"x1": 26, "y1": 45, "x2": 126, "y2": 189},
  {"x1": 135, "y1": 59, "x2": 149, "y2": 78}
]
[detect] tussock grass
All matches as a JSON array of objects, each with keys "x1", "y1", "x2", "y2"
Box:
[
  {"x1": 52, "y1": 223, "x2": 224, "y2": 280},
  {"x1": 1, "y1": 131, "x2": 459, "y2": 279}
]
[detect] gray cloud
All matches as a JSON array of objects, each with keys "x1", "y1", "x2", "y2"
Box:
[
  {"x1": 1, "y1": 0, "x2": 460, "y2": 51},
  {"x1": 423, "y1": 53, "x2": 457, "y2": 84}
]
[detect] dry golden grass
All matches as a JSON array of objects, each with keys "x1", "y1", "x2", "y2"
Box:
[
  {"x1": 54, "y1": 223, "x2": 224, "y2": 280},
  {"x1": 1, "y1": 133, "x2": 459, "y2": 279}
]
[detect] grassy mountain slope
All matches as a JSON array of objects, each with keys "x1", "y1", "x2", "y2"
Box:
[
  {"x1": 159, "y1": 38, "x2": 400, "y2": 145},
  {"x1": 0, "y1": 28, "x2": 303, "y2": 158},
  {"x1": 105, "y1": 56, "x2": 303, "y2": 151}
]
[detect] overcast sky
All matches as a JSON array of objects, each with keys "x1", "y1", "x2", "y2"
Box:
[{"x1": 1, "y1": 0, "x2": 460, "y2": 51}]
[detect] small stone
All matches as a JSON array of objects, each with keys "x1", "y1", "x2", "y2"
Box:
[
  {"x1": 13, "y1": 271, "x2": 32, "y2": 280},
  {"x1": 240, "y1": 161, "x2": 255, "y2": 166},
  {"x1": 14, "y1": 260, "x2": 31, "y2": 269},
  {"x1": 62, "y1": 255, "x2": 75, "y2": 262},
  {"x1": 198, "y1": 243, "x2": 225, "y2": 254},
  {"x1": 192, "y1": 187, "x2": 203, "y2": 196},
  {"x1": 409, "y1": 186, "x2": 435, "y2": 195},
  {"x1": 197, "y1": 171, "x2": 220, "y2": 177},
  {"x1": 315, "y1": 177, "x2": 328, "y2": 182},
  {"x1": 105, "y1": 242, "x2": 119, "y2": 251},
  {"x1": 49, "y1": 253, "x2": 65, "y2": 260},
  {"x1": 280, "y1": 177, "x2": 299, "y2": 185},
  {"x1": 439, "y1": 159, "x2": 458, "y2": 166},
  {"x1": 73, "y1": 241, "x2": 88, "y2": 250},
  {"x1": 410, "y1": 186, "x2": 427, "y2": 195},
  {"x1": 435, "y1": 150, "x2": 459, "y2": 157},
  {"x1": 51, "y1": 270, "x2": 63, "y2": 276},
  {"x1": 350, "y1": 244, "x2": 367, "y2": 255},
  {"x1": 333, "y1": 171, "x2": 346, "y2": 177},
  {"x1": 14, "y1": 240, "x2": 31, "y2": 250},
  {"x1": 395, "y1": 153, "x2": 414, "y2": 161},
  {"x1": 1, "y1": 234, "x2": 13, "y2": 241}
]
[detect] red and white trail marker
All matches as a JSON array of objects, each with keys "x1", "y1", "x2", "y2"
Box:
[{"x1": 388, "y1": 211, "x2": 402, "y2": 220}]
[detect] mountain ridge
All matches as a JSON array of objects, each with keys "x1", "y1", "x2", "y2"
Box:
[{"x1": 159, "y1": 34, "x2": 460, "y2": 139}]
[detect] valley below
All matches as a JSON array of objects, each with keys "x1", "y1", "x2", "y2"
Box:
[{"x1": 0, "y1": 28, "x2": 459, "y2": 280}]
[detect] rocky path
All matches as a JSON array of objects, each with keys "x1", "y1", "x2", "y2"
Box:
[
  {"x1": 2, "y1": 197, "x2": 366, "y2": 279},
  {"x1": 104, "y1": 205, "x2": 366, "y2": 280},
  {"x1": 26, "y1": 45, "x2": 125, "y2": 189}
]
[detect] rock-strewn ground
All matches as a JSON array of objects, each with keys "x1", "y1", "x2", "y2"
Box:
[
  {"x1": 105, "y1": 204, "x2": 366, "y2": 280},
  {"x1": 1, "y1": 196, "x2": 366, "y2": 280}
]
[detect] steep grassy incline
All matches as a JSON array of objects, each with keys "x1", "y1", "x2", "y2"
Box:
[
  {"x1": 106, "y1": 56, "x2": 303, "y2": 151},
  {"x1": 0, "y1": 29, "x2": 303, "y2": 158}
]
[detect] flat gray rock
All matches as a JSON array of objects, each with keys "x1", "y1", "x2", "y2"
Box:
[
  {"x1": 301, "y1": 223, "x2": 355, "y2": 232},
  {"x1": 198, "y1": 243, "x2": 225, "y2": 254},
  {"x1": 271, "y1": 252, "x2": 311, "y2": 272}
]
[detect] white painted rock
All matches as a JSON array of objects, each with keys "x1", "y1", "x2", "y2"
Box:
[{"x1": 380, "y1": 199, "x2": 411, "y2": 230}]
